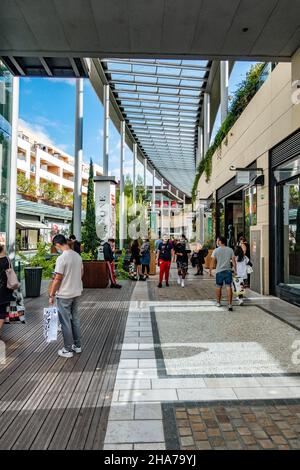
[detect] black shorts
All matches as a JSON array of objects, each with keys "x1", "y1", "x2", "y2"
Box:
[{"x1": 0, "y1": 303, "x2": 8, "y2": 320}]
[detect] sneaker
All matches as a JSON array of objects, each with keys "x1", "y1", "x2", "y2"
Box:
[
  {"x1": 58, "y1": 348, "x2": 73, "y2": 358},
  {"x1": 238, "y1": 298, "x2": 244, "y2": 306},
  {"x1": 177, "y1": 276, "x2": 181, "y2": 285},
  {"x1": 157, "y1": 283, "x2": 162, "y2": 288},
  {"x1": 181, "y1": 280, "x2": 185, "y2": 288},
  {"x1": 58, "y1": 324, "x2": 62, "y2": 332},
  {"x1": 111, "y1": 283, "x2": 122, "y2": 288},
  {"x1": 216, "y1": 302, "x2": 221, "y2": 307},
  {"x1": 228, "y1": 305, "x2": 233, "y2": 312},
  {"x1": 72, "y1": 344, "x2": 82, "y2": 354},
  {"x1": 194, "y1": 272, "x2": 200, "y2": 276}
]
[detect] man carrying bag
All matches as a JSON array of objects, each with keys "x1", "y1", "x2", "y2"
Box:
[{"x1": 49, "y1": 234, "x2": 83, "y2": 358}]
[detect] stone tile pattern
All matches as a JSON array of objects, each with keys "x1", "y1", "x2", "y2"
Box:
[{"x1": 173, "y1": 402, "x2": 300, "y2": 450}]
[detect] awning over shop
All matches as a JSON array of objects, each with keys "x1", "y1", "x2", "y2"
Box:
[{"x1": 16, "y1": 219, "x2": 51, "y2": 230}]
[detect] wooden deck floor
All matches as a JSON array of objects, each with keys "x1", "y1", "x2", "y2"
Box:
[{"x1": 0, "y1": 282, "x2": 134, "y2": 450}]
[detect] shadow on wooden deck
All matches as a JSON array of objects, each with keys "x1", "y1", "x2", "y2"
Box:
[{"x1": 0, "y1": 282, "x2": 134, "y2": 450}]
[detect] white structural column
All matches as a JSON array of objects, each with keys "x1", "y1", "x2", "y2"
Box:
[
  {"x1": 152, "y1": 169, "x2": 156, "y2": 210},
  {"x1": 103, "y1": 84, "x2": 109, "y2": 176},
  {"x1": 144, "y1": 157, "x2": 147, "y2": 190},
  {"x1": 8, "y1": 77, "x2": 19, "y2": 257},
  {"x1": 203, "y1": 92, "x2": 210, "y2": 154},
  {"x1": 119, "y1": 120, "x2": 125, "y2": 249},
  {"x1": 220, "y1": 61, "x2": 229, "y2": 123},
  {"x1": 133, "y1": 143, "x2": 137, "y2": 211},
  {"x1": 74, "y1": 78, "x2": 84, "y2": 240},
  {"x1": 160, "y1": 178, "x2": 164, "y2": 236},
  {"x1": 197, "y1": 125, "x2": 203, "y2": 165}
]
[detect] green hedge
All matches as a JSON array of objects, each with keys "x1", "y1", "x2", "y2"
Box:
[{"x1": 192, "y1": 63, "x2": 266, "y2": 201}]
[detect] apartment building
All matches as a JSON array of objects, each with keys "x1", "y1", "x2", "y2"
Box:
[{"x1": 16, "y1": 126, "x2": 103, "y2": 251}]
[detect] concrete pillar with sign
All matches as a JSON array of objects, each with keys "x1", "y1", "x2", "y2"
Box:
[{"x1": 94, "y1": 176, "x2": 117, "y2": 243}]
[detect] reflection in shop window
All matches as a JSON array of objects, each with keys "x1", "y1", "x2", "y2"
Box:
[{"x1": 244, "y1": 186, "x2": 257, "y2": 240}]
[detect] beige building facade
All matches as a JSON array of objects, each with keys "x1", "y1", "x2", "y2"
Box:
[{"x1": 197, "y1": 49, "x2": 300, "y2": 305}]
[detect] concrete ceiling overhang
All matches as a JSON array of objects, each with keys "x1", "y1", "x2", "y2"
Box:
[{"x1": 1, "y1": 0, "x2": 300, "y2": 63}]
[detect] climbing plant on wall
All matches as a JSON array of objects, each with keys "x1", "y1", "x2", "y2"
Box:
[{"x1": 192, "y1": 62, "x2": 266, "y2": 201}]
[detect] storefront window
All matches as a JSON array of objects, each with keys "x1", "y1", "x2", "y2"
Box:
[
  {"x1": 19, "y1": 229, "x2": 40, "y2": 251},
  {"x1": 244, "y1": 186, "x2": 257, "y2": 240},
  {"x1": 0, "y1": 60, "x2": 13, "y2": 245},
  {"x1": 282, "y1": 177, "x2": 300, "y2": 287}
]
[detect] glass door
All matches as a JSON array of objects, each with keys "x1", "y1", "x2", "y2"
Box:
[{"x1": 281, "y1": 176, "x2": 300, "y2": 288}]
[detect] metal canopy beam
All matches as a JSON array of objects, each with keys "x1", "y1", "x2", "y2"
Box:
[{"x1": 106, "y1": 59, "x2": 210, "y2": 71}]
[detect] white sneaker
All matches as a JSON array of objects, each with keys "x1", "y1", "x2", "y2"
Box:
[
  {"x1": 181, "y1": 279, "x2": 185, "y2": 288},
  {"x1": 72, "y1": 344, "x2": 82, "y2": 353},
  {"x1": 238, "y1": 298, "x2": 244, "y2": 306},
  {"x1": 177, "y1": 276, "x2": 181, "y2": 285},
  {"x1": 58, "y1": 348, "x2": 73, "y2": 358},
  {"x1": 216, "y1": 302, "x2": 221, "y2": 307}
]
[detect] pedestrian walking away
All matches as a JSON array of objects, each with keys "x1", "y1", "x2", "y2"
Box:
[
  {"x1": 103, "y1": 238, "x2": 122, "y2": 288},
  {"x1": 0, "y1": 245, "x2": 14, "y2": 340},
  {"x1": 234, "y1": 246, "x2": 252, "y2": 305},
  {"x1": 210, "y1": 236, "x2": 237, "y2": 311},
  {"x1": 140, "y1": 238, "x2": 151, "y2": 278},
  {"x1": 175, "y1": 235, "x2": 191, "y2": 287},
  {"x1": 49, "y1": 234, "x2": 83, "y2": 358},
  {"x1": 156, "y1": 234, "x2": 174, "y2": 288},
  {"x1": 130, "y1": 239, "x2": 144, "y2": 280}
]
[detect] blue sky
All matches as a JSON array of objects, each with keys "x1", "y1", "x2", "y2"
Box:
[{"x1": 19, "y1": 61, "x2": 257, "y2": 183}]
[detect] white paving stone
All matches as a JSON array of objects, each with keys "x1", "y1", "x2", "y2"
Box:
[
  {"x1": 233, "y1": 386, "x2": 300, "y2": 400},
  {"x1": 151, "y1": 378, "x2": 206, "y2": 389},
  {"x1": 117, "y1": 368, "x2": 159, "y2": 379},
  {"x1": 119, "y1": 359, "x2": 139, "y2": 368},
  {"x1": 105, "y1": 420, "x2": 164, "y2": 443},
  {"x1": 119, "y1": 389, "x2": 177, "y2": 402},
  {"x1": 114, "y1": 379, "x2": 151, "y2": 390},
  {"x1": 109, "y1": 404, "x2": 135, "y2": 420},
  {"x1": 103, "y1": 444, "x2": 133, "y2": 450},
  {"x1": 138, "y1": 343, "x2": 154, "y2": 350},
  {"x1": 135, "y1": 403, "x2": 163, "y2": 420},
  {"x1": 204, "y1": 377, "x2": 261, "y2": 388},
  {"x1": 177, "y1": 388, "x2": 237, "y2": 401},
  {"x1": 256, "y1": 376, "x2": 300, "y2": 387},
  {"x1": 134, "y1": 443, "x2": 166, "y2": 450},
  {"x1": 121, "y1": 350, "x2": 155, "y2": 359},
  {"x1": 121, "y1": 344, "x2": 139, "y2": 350},
  {"x1": 139, "y1": 359, "x2": 158, "y2": 368}
]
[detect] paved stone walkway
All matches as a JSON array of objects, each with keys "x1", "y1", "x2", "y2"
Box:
[
  {"x1": 169, "y1": 402, "x2": 300, "y2": 450},
  {"x1": 103, "y1": 264, "x2": 300, "y2": 450}
]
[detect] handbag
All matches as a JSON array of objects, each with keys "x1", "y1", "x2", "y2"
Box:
[
  {"x1": 5, "y1": 257, "x2": 20, "y2": 290},
  {"x1": 247, "y1": 265, "x2": 253, "y2": 274}
]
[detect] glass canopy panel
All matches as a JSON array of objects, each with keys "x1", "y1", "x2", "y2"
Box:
[{"x1": 102, "y1": 58, "x2": 211, "y2": 195}]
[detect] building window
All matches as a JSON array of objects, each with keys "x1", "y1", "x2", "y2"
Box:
[
  {"x1": 0, "y1": 60, "x2": 13, "y2": 243},
  {"x1": 18, "y1": 229, "x2": 40, "y2": 251}
]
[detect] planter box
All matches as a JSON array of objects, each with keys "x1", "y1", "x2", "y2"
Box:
[{"x1": 82, "y1": 260, "x2": 109, "y2": 288}]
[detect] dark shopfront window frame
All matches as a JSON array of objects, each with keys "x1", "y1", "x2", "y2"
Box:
[{"x1": 269, "y1": 127, "x2": 300, "y2": 306}]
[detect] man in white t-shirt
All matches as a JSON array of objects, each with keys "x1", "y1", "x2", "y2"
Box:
[{"x1": 49, "y1": 234, "x2": 83, "y2": 358}]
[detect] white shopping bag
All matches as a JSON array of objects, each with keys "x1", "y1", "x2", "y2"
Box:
[{"x1": 43, "y1": 307, "x2": 58, "y2": 343}]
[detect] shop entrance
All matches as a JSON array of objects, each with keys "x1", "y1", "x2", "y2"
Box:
[{"x1": 219, "y1": 190, "x2": 243, "y2": 246}]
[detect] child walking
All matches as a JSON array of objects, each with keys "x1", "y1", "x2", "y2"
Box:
[{"x1": 234, "y1": 246, "x2": 250, "y2": 305}]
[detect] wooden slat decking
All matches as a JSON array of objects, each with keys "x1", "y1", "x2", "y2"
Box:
[{"x1": 0, "y1": 283, "x2": 134, "y2": 449}]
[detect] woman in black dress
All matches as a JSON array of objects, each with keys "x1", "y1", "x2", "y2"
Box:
[{"x1": 0, "y1": 245, "x2": 14, "y2": 337}]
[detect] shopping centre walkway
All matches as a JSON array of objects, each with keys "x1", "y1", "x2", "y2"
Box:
[{"x1": 1, "y1": 267, "x2": 300, "y2": 450}]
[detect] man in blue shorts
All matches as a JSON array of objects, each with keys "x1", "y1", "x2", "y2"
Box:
[{"x1": 209, "y1": 236, "x2": 237, "y2": 311}]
